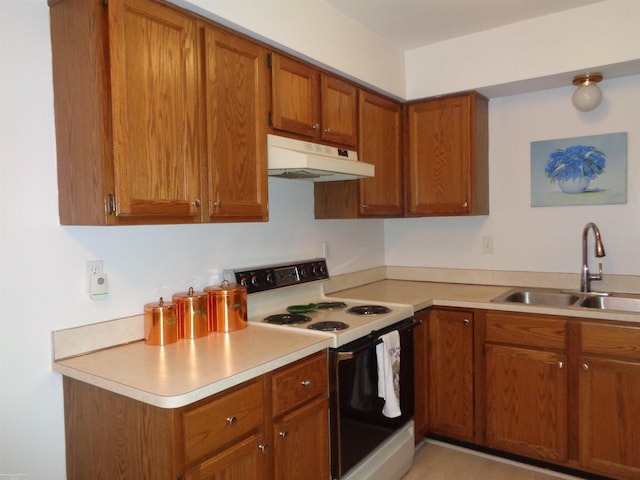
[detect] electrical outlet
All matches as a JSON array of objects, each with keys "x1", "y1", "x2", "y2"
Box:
[
  {"x1": 85, "y1": 260, "x2": 103, "y2": 292},
  {"x1": 481, "y1": 236, "x2": 494, "y2": 254},
  {"x1": 323, "y1": 241, "x2": 331, "y2": 259}
]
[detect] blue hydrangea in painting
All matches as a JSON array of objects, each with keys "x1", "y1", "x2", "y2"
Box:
[{"x1": 545, "y1": 145, "x2": 606, "y2": 183}]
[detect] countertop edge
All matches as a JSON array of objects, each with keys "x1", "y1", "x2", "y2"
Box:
[{"x1": 53, "y1": 338, "x2": 332, "y2": 408}]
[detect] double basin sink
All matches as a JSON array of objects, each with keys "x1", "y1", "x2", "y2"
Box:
[{"x1": 491, "y1": 288, "x2": 640, "y2": 313}]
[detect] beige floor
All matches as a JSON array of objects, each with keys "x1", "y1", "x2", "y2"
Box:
[{"x1": 403, "y1": 441, "x2": 583, "y2": 480}]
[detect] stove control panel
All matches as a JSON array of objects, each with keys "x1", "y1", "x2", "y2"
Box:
[{"x1": 232, "y1": 259, "x2": 329, "y2": 293}]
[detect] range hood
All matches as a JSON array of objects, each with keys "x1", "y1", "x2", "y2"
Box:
[{"x1": 267, "y1": 134, "x2": 374, "y2": 182}]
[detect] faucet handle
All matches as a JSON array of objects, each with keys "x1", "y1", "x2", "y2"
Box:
[{"x1": 591, "y1": 262, "x2": 604, "y2": 281}]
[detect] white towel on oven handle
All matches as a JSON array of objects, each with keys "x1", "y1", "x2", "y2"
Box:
[{"x1": 376, "y1": 330, "x2": 401, "y2": 418}]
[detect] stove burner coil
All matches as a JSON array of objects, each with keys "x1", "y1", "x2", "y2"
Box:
[
  {"x1": 308, "y1": 321, "x2": 349, "y2": 331},
  {"x1": 346, "y1": 305, "x2": 392, "y2": 315},
  {"x1": 315, "y1": 301, "x2": 347, "y2": 310},
  {"x1": 263, "y1": 314, "x2": 312, "y2": 325}
]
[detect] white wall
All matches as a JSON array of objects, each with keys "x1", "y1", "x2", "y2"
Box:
[
  {"x1": 1, "y1": 0, "x2": 638, "y2": 477},
  {"x1": 385, "y1": 74, "x2": 640, "y2": 277},
  {"x1": 0, "y1": 1, "x2": 384, "y2": 477},
  {"x1": 405, "y1": 0, "x2": 640, "y2": 98}
]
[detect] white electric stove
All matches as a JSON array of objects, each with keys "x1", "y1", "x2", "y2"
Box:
[{"x1": 230, "y1": 259, "x2": 416, "y2": 480}]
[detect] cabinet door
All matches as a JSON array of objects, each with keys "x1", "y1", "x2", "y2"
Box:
[
  {"x1": 358, "y1": 91, "x2": 403, "y2": 216},
  {"x1": 203, "y1": 27, "x2": 268, "y2": 222},
  {"x1": 273, "y1": 397, "x2": 329, "y2": 480},
  {"x1": 108, "y1": 0, "x2": 201, "y2": 222},
  {"x1": 321, "y1": 75, "x2": 358, "y2": 146},
  {"x1": 485, "y1": 344, "x2": 567, "y2": 463},
  {"x1": 407, "y1": 92, "x2": 488, "y2": 216},
  {"x1": 185, "y1": 433, "x2": 267, "y2": 480},
  {"x1": 428, "y1": 309, "x2": 475, "y2": 442},
  {"x1": 579, "y1": 356, "x2": 640, "y2": 479},
  {"x1": 270, "y1": 54, "x2": 320, "y2": 139}
]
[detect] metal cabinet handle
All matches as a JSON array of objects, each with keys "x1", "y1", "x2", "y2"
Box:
[
  {"x1": 324, "y1": 127, "x2": 332, "y2": 134},
  {"x1": 582, "y1": 363, "x2": 589, "y2": 371},
  {"x1": 558, "y1": 361, "x2": 564, "y2": 369},
  {"x1": 191, "y1": 199, "x2": 201, "y2": 208},
  {"x1": 214, "y1": 200, "x2": 224, "y2": 208},
  {"x1": 462, "y1": 202, "x2": 468, "y2": 208},
  {"x1": 463, "y1": 318, "x2": 470, "y2": 325},
  {"x1": 279, "y1": 431, "x2": 288, "y2": 439},
  {"x1": 226, "y1": 416, "x2": 237, "y2": 425},
  {"x1": 301, "y1": 379, "x2": 311, "y2": 387},
  {"x1": 312, "y1": 123, "x2": 320, "y2": 130},
  {"x1": 259, "y1": 444, "x2": 268, "y2": 453}
]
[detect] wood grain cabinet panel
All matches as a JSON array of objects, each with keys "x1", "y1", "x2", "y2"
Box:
[
  {"x1": 270, "y1": 53, "x2": 358, "y2": 147},
  {"x1": 427, "y1": 308, "x2": 475, "y2": 442},
  {"x1": 314, "y1": 90, "x2": 402, "y2": 219},
  {"x1": 578, "y1": 321, "x2": 640, "y2": 479},
  {"x1": 49, "y1": 0, "x2": 268, "y2": 224},
  {"x1": 407, "y1": 92, "x2": 488, "y2": 216},
  {"x1": 202, "y1": 26, "x2": 269, "y2": 222},
  {"x1": 483, "y1": 311, "x2": 568, "y2": 463},
  {"x1": 50, "y1": 0, "x2": 201, "y2": 225}
]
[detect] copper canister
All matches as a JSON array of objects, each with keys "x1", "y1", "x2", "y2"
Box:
[
  {"x1": 172, "y1": 287, "x2": 209, "y2": 339},
  {"x1": 205, "y1": 280, "x2": 248, "y2": 332},
  {"x1": 144, "y1": 297, "x2": 179, "y2": 345}
]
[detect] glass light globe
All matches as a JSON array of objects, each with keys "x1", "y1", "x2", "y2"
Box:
[{"x1": 572, "y1": 83, "x2": 603, "y2": 112}]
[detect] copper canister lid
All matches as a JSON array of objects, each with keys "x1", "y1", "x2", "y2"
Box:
[
  {"x1": 144, "y1": 297, "x2": 179, "y2": 346},
  {"x1": 172, "y1": 287, "x2": 209, "y2": 339}
]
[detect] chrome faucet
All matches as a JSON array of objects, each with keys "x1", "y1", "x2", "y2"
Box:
[{"x1": 581, "y1": 222, "x2": 606, "y2": 292}]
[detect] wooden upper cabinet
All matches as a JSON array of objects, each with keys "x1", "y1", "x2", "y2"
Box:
[
  {"x1": 407, "y1": 92, "x2": 488, "y2": 217},
  {"x1": 270, "y1": 53, "x2": 357, "y2": 147},
  {"x1": 50, "y1": 0, "x2": 201, "y2": 225},
  {"x1": 109, "y1": 0, "x2": 201, "y2": 222},
  {"x1": 358, "y1": 91, "x2": 403, "y2": 216},
  {"x1": 320, "y1": 75, "x2": 358, "y2": 146},
  {"x1": 313, "y1": 90, "x2": 402, "y2": 219},
  {"x1": 202, "y1": 27, "x2": 268, "y2": 222},
  {"x1": 270, "y1": 54, "x2": 320, "y2": 139}
]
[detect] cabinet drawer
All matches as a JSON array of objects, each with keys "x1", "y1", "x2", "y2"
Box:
[
  {"x1": 183, "y1": 379, "x2": 264, "y2": 464},
  {"x1": 485, "y1": 311, "x2": 566, "y2": 349},
  {"x1": 581, "y1": 321, "x2": 640, "y2": 360},
  {"x1": 272, "y1": 351, "x2": 327, "y2": 417}
]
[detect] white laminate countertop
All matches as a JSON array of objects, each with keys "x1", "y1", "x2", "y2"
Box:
[
  {"x1": 53, "y1": 323, "x2": 332, "y2": 409},
  {"x1": 54, "y1": 279, "x2": 640, "y2": 410},
  {"x1": 331, "y1": 280, "x2": 640, "y2": 323}
]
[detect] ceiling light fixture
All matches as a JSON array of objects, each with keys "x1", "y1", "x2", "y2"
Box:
[{"x1": 572, "y1": 73, "x2": 603, "y2": 112}]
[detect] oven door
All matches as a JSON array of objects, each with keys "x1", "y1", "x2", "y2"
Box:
[{"x1": 329, "y1": 317, "x2": 417, "y2": 479}]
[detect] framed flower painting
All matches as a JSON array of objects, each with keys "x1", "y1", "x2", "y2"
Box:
[{"x1": 530, "y1": 132, "x2": 627, "y2": 207}]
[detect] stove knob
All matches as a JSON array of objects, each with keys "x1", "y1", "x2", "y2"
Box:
[
  {"x1": 251, "y1": 275, "x2": 259, "y2": 287},
  {"x1": 299, "y1": 266, "x2": 308, "y2": 278},
  {"x1": 239, "y1": 276, "x2": 248, "y2": 287},
  {"x1": 266, "y1": 272, "x2": 274, "y2": 284}
]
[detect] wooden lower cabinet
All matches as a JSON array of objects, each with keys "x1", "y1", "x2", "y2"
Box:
[
  {"x1": 273, "y1": 397, "x2": 330, "y2": 480},
  {"x1": 62, "y1": 351, "x2": 328, "y2": 480},
  {"x1": 414, "y1": 307, "x2": 476, "y2": 444},
  {"x1": 414, "y1": 308, "x2": 640, "y2": 478},
  {"x1": 578, "y1": 321, "x2": 640, "y2": 479},
  {"x1": 483, "y1": 311, "x2": 568, "y2": 464}
]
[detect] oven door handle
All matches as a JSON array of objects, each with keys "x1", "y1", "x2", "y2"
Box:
[{"x1": 336, "y1": 338, "x2": 383, "y2": 362}]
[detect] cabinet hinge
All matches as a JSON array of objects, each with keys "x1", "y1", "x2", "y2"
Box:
[
  {"x1": 266, "y1": 52, "x2": 272, "y2": 69},
  {"x1": 106, "y1": 194, "x2": 116, "y2": 215},
  {"x1": 268, "y1": 111, "x2": 273, "y2": 127},
  {"x1": 101, "y1": 0, "x2": 108, "y2": 8}
]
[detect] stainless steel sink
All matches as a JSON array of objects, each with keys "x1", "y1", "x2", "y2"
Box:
[
  {"x1": 492, "y1": 287, "x2": 640, "y2": 314},
  {"x1": 492, "y1": 289, "x2": 583, "y2": 307},
  {"x1": 579, "y1": 294, "x2": 640, "y2": 312}
]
